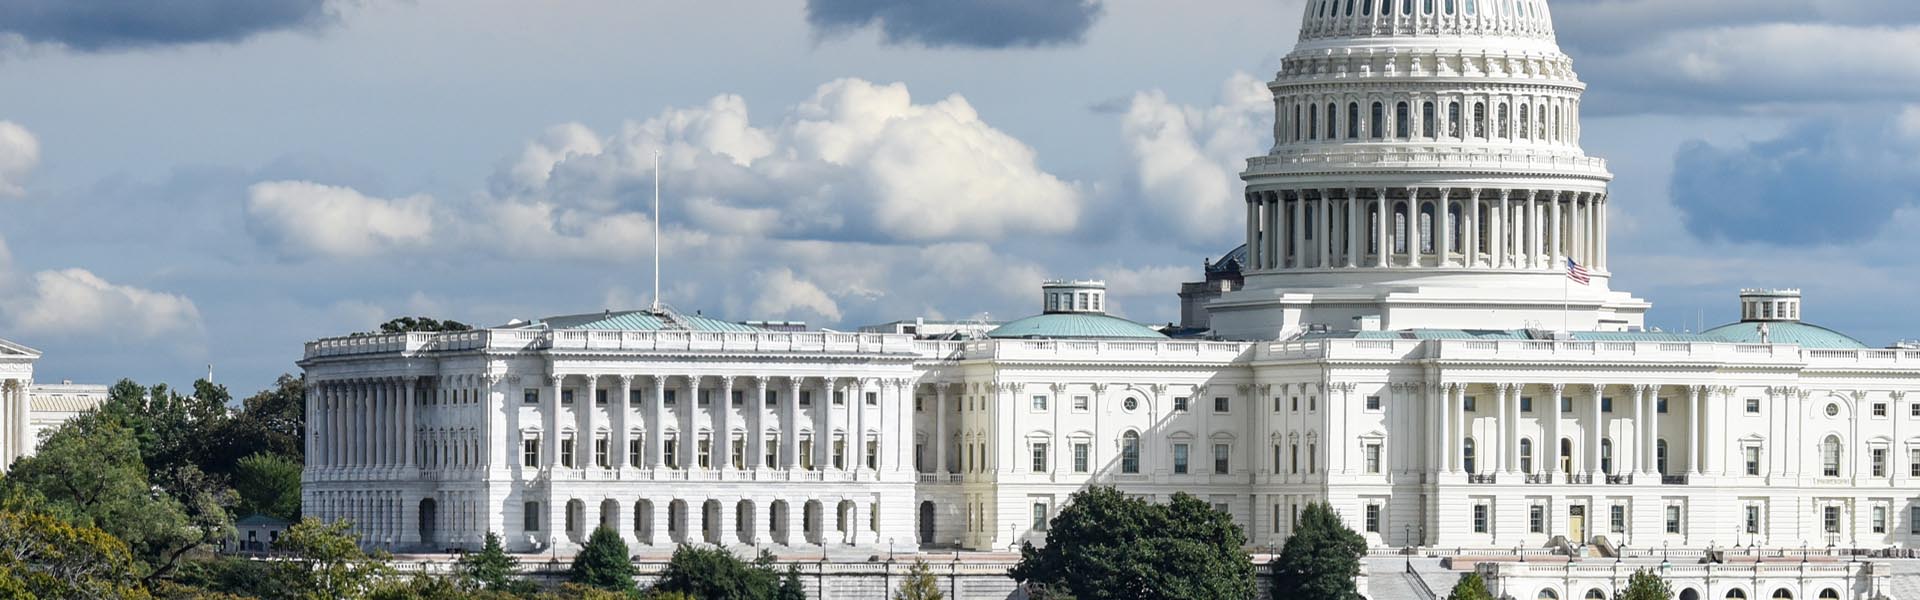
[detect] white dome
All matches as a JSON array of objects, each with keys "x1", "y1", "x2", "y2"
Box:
[{"x1": 1298, "y1": 0, "x2": 1558, "y2": 46}]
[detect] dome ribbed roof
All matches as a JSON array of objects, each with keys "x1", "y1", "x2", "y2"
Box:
[
  {"x1": 1299, "y1": 0, "x2": 1558, "y2": 45},
  {"x1": 1701, "y1": 321, "x2": 1867, "y2": 349},
  {"x1": 987, "y1": 314, "x2": 1168, "y2": 340}
]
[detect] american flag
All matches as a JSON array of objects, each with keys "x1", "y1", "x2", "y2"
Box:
[{"x1": 1566, "y1": 258, "x2": 1591, "y2": 285}]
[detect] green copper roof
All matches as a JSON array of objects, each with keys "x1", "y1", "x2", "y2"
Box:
[
  {"x1": 1700, "y1": 321, "x2": 1867, "y2": 349},
  {"x1": 987, "y1": 313, "x2": 1168, "y2": 340},
  {"x1": 531, "y1": 310, "x2": 764, "y2": 333},
  {"x1": 1571, "y1": 331, "x2": 1720, "y2": 343}
]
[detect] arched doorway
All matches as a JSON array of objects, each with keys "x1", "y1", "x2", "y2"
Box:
[
  {"x1": 919, "y1": 501, "x2": 936, "y2": 545},
  {"x1": 770, "y1": 500, "x2": 790, "y2": 546},
  {"x1": 418, "y1": 498, "x2": 437, "y2": 548},
  {"x1": 599, "y1": 499, "x2": 618, "y2": 534},
  {"x1": 634, "y1": 500, "x2": 653, "y2": 545},
  {"x1": 702, "y1": 500, "x2": 722, "y2": 545}
]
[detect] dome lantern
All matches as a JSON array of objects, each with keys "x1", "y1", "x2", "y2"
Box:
[{"x1": 1042, "y1": 279, "x2": 1108, "y2": 315}]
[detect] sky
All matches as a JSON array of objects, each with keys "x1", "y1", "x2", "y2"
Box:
[{"x1": 2, "y1": 0, "x2": 1920, "y2": 396}]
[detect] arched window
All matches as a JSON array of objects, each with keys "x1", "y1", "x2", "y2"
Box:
[
  {"x1": 1346, "y1": 0, "x2": 1356, "y2": 17},
  {"x1": 1463, "y1": 438, "x2": 1477, "y2": 473},
  {"x1": 1348, "y1": 102, "x2": 1361, "y2": 139},
  {"x1": 1419, "y1": 202, "x2": 1436, "y2": 253},
  {"x1": 1498, "y1": 103, "x2": 1510, "y2": 138},
  {"x1": 1293, "y1": 104, "x2": 1302, "y2": 142},
  {"x1": 1818, "y1": 589, "x2": 1840, "y2": 599},
  {"x1": 1466, "y1": 0, "x2": 1477, "y2": 16},
  {"x1": 1771, "y1": 589, "x2": 1793, "y2": 599},
  {"x1": 1422, "y1": 102, "x2": 1437, "y2": 138},
  {"x1": 1519, "y1": 438, "x2": 1534, "y2": 473},
  {"x1": 1587, "y1": 590, "x2": 1608, "y2": 600},
  {"x1": 1371, "y1": 102, "x2": 1385, "y2": 139},
  {"x1": 1553, "y1": 106, "x2": 1562, "y2": 142},
  {"x1": 1657, "y1": 439, "x2": 1669, "y2": 475},
  {"x1": 1309, "y1": 105, "x2": 1319, "y2": 140},
  {"x1": 1122, "y1": 431, "x2": 1141, "y2": 474},
  {"x1": 1448, "y1": 202, "x2": 1463, "y2": 252},
  {"x1": 1445, "y1": 0, "x2": 1456, "y2": 15},
  {"x1": 1725, "y1": 590, "x2": 1747, "y2": 599},
  {"x1": 1601, "y1": 439, "x2": 1614, "y2": 474},
  {"x1": 1424, "y1": 0, "x2": 1434, "y2": 15},
  {"x1": 1560, "y1": 438, "x2": 1574, "y2": 473},
  {"x1": 1448, "y1": 102, "x2": 1461, "y2": 138},
  {"x1": 1537, "y1": 105, "x2": 1547, "y2": 139},
  {"x1": 1394, "y1": 202, "x2": 1410, "y2": 253},
  {"x1": 1405, "y1": 0, "x2": 1416, "y2": 16},
  {"x1": 1396, "y1": 102, "x2": 1411, "y2": 138},
  {"x1": 1362, "y1": 0, "x2": 1372, "y2": 16},
  {"x1": 1328, "y1": 103, "x2": 1340, "y2": 139},
  {"x1": 1518, "y1": 104, "x2": 1531, "y2": 139},
  {"x1": 1472, "y1": 102, "x2": 1486, "y2": 138},
  {"x1": 1537, "y1": 590, "x2": 1557, "y2": 600},
  {"x1": 1822, "y1": 436, "x2": 1843, "y2": 477}
]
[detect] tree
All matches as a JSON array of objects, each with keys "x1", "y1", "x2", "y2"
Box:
[
  {"x1": 775, "y1": 565, "x2": 806, "y2": 600},
  {"x1": 0, "y1": 510, "x2": 153, "y2": 599},
  {"x1": 273, "y1": 517, "x2": 393, "y2": 600},
  {"x1": 372, "y1": 317, "x2": 473, "y2": 335},
  {"x1": 1445, "y1": 572, "x2": 1495, "y2": 600},
  {"x1": 1269, "y1": 502, "x2": 1367, "y2": 600},
  {"x1": 894, "y1": 559, "x2": 943, "y2": 600},
  {"x1": 233, "y1": 452, "x2": 302, "y2": 520},
  {"x1": 1010, "y1": 486, "x2": 1255, "y2": 600},
  {"x1": 1618, "y1": 569, "x2": 1673, "y2": 600},
  {"x1": 650, "y1": 545, "x2": 783, "y2": 600},
  {"x1": 215, "y1": 374, "x2": 307, "y2": 471},
  {"x1": 459, "y1": 531, "x2": 533, "y2": 594},
  {"x1": 568, "y1": 526, "x2": 636, "y2": 593}
]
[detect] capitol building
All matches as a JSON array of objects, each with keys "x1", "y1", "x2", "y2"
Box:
[{"x1": 301, "y1": 1, "x2": 1914, "y2": 597}]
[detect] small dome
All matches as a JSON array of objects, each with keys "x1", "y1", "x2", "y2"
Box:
[
  {"x1": 987, "y1": 313, "x2": 1168, "y2": 340},
  {"x1": 1702, "y1": 321, "x2": 1866, "y2": 350}
]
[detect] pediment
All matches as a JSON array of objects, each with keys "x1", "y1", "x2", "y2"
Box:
[{"x1": 0, "y1": 338, "x2": 40, "y2": 359}]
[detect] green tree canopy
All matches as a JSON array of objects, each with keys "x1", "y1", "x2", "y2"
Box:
[
  {"x1": 568, "y1": 526, "x2": 636, "y2": 593},
  {"x1": 458, "y1": 531, "x2": 537, "y2": 595},
  {"x1": 1445, "y1": 571, "x2": 1495, "y2": 600},
  {"x1": 1269, "y1": 502, "x2": 1367, "y2": 600},
  {"x1": 1010, "y1": 486, "x2": 1255, "y2": 600},
  {"x1": 776, "y1": 565, "x2": 806, "y2": 600},
  {"x1": 273, "y1": 517, "x2": 393, "y2": 600},
  {"x1": 1618, "y1": 569, "x2": 1673, "y2": 600},
  {"x1": 371, "y1": 317, "x2": 472, "y2": 335},
  {"x1": 0, "y1": 510, "x2": 153, "y2": 599},
  {"x1": 232, "y1": 452, "x2": 302, "y2": 521},
  {"x1": 650, "y1": 544, "x2": 784, "y2": 600}
]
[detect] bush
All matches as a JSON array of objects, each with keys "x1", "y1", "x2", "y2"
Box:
[{"x1": 568, "y1": 527, "x2": 636, "y2": 593}]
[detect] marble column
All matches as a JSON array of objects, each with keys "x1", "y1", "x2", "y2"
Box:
[
  {"x1": 545, "y1": 375, "x2": 562, "y2": 469},
  {"x1": 1547, "y1": 384, "x2": 1564, "y2": 476},
  {"x1": 615, "y1": 375, "x2": 633, "y2": 469},
  {"x1": 1687, "y1": 385, "x2": 1703, "y2": 476},
  {"x1": 752, "y1": 376, "x2": 770, "y2": 469},
  {"x1": 1345, "y1": 188, "x2": 1360, "y2": 267},
  {"x1": 1588, "y1": 384, "x2": 1603, "y2": 476},
  {"x1": 1405, "y1": 188, "x2": 1422, "y2": 267}
]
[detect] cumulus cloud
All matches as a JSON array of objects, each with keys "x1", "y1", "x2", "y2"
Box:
[
  {"x1": 0, "y1": 0, "x2": 334, "y2": 53},
  {"x1": 243, "y1": 181, "x2": 434, "y2": 259},
  {"x1": 1119, "y1": 72, "x2": 1271, "y2": 245},
  {"x1": 1582, "y1": 24, "x2": 1920, "y2": 108},
  {"x1": 806, "y1": 0, "x2": 1105, "y2": 49},
  {"x1": 0, "y1": 121, "x2": 38, "y2": 198},
  {"x1": 749, "y1": 268, "x2": 842, "y2": 322},
  {"x1": 1669, "y1": 111, "x2": 1920, "y2": 246},
  {"x1": 490, "y1": 78, "x2": 1081, "y2": 250},
  {"x1": 3, "y1": 268, "x2": 201, "y2": 340}
]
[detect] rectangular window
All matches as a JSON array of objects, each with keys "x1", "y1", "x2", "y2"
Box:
[
  {"x1": 1665, "y1": 506, "x2": 1681, "y2": 534},
  {"x1": 1872, "y1": 506, "x2": 1887, "y2": 533},
  {"x1": 665, "y1": 435, "x2": 679, "y2": 469},
  {"x1": 1273, "y1": 397, "x2": 1283, "y2": 412},
  {"x1": 1292, "y1": 397, "x2": 1300, "y2": 412},
  {"x1": 1745, "y1": 447, "x2": 1761, "y2": 476},
  {"x1": 630, "y1": 437, "x2": 644, "y2": 468},
  {"x1": 698, "y1": 436, "x2": 712, "y2": 469},
  {"x1": 1602, "y1": 397, "x2": 1614, "y2": 412},
  {"x1": 832, "y1": 437, "x2": 846, "y2": 470},
  {"x1": 1874, "y1": 402, "x2": 1888, "y2": 417},
  {"x1": 1031, "y1": 443, "x2": 1049, "y2": 473},
  {"x1": 799, "y1": 391, "x2": 812, "y2": 407},
  {"x1": 1173, "y1": 444, "x2": 1190, "y2": 475},
  {"x1": 595, "y1": 435, "x2": 610, "y2": 468},
  {"x1": 1873, "y1": 448, "x2": 1887, "y2": 477},
  {"x1": 1912, "y1": 507, "x2": 1920, "y2": 535},
  {"x1": 1357, "y1": 395, "x2": 1380, "y2": 411},
  {"x1": 664, "y1": 390, "x2": 677, "y2": 406},
  {"x1": 1746, "y1": 398, "x2": 1761, "y2": 414},
  {"x1": 865, "y1": 439, "x2": 878, "y2": 470},
  {"x1": 833, "y1": 391, "x2": 844, "y2": 406},
  {"x1": 1365, "y1": 505, "x2": 1381, "y2": 533},
  {"x1": 1529, "y1": 505, "x2": 1544, "y2": 533},
  {"x1": 596, "y1": 389, "x2": 608, "y2": 406},
  {"x1": 1073, "y1": 396, "x2": 1090, "y2": 411},
  {"x1": 561, "y1": 390, "x2": 575, "y2": 405},
  {"x1": 699, "y1": 390, "x2": 711, "y2": 408},
  {"x1": 1610, "y1": 505, "x2": 1626, "y2": 533},
  {"x1": 866, "y1": 392, "x2": 878, "y2": 406},
  {"x1": 523, "y1": 437, "x2": 539, "y2": 467},
  {"x1": 1657, "y1": 398, "x2": 1668, "y2": 413},
  {"x1": 1911, "y1": 402, "x2": 1920, "y2": 418},
  {"x1": 560, "y1": 434, "x2": 576, "y2": 468},
  {"x1": 1365, "y1": 443, "x2": 1382, "y2": 474},
  {"x1": 730, "y1": 390, "x2": 744, "y2": 408},
  {"x1": 1472, "y1": 504, "x2": 1488, "y2": 533},
  {"x1": 1309, "y1": 444, "x2": 1317, "y2": 474},
  {"x1": 1174, "y1": 397, "x2": 1190, "y2": 412},
  {"x1": 1214, "y1": 397, "x2": 1230, "y2": 413},
  {"x1": 733, "y1": 436, "x2": 748, "y2": 469},
  {"x1": 1911, "y1": 449, "x2": 1920, "y2": 477},
  {"x1": 1073, "y1": 442, "x2": 1090, "y2": 473},
  {"x1": 1560, "y1": 396, "x2": 1573, "y2": 412},
  {"x1": 1309, "y1": 396, "x2": 1317, "y2": 411},
  {"x1": 524, "y1": 503, "x2": 540, "y2": 532},
  {"x1": 1273, "y1": 445, "x2": 1282, "y2": 473},
  {"x1": 1746, "y1": 506, "x2": 1761, "y2": 534},
  {"x1": 765, "y1": 435, "x2": 778, "y2": 467},
  {"x1": 524, "y1": 389, "x2": 539, "y2": 405},
  {"x1": 1033, "y1": 503, "x2": 1050, "y2": 530},
  {"x1": 767, "y1": 390, "x2": 778, "y2": 408},
  {"x1": 799, "y1": 436, "x2": 814, "y2": 470},
  {"x1": 1519, "y1": 397, "x2": 1533, "y2": 412},
  {"x1": 1825, "y1": 506, "x2": 1842, "y2": 533},
  {"x1": 1032, "y1": 395, "x2": 1048, "y2": 411},
  {"x1": 1214, "y1": 443, "x2": 1231, "y2": 474},
  {"x1": 1463, "y1": 396, "x2": 1476, "y2": 412}
]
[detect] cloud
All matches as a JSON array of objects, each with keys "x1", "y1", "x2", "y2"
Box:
[
  {"x1": 3, "y1": 268, "x2": 201, "y2": 340},
  {"x1": 490, "y1": 78, "x2": 1081, "y2": 249},
  {"x1": 1119, "y1": 72, "x2": 1271, "y2": 245},
  {"x1": 0, "y1": 121, "x2": 38, "y2": 198},
  {"x1": 748, "y1": 268, "x2": 842, "y2": 322},
  {"x1": 243, "y1": 180, "x2": 434, "y2": 259},
  {"x1": 0, "y1": 0, "x2": 334, "y2": 53},
  {"x1": 805, "y1": 0, "x2": 1105, "y2": 49},
  {"x1": 1669, "y1": 111, "x2": 1920, "y2": 246}
]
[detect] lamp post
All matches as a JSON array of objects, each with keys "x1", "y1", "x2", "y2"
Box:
[{"x1": 1404, "y1": 524, "x2": 1413, "y2": 569}]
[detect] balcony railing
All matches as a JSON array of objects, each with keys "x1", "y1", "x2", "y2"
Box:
[
  {"x1": 1605, "y1": 474, "x2": 1634, "y2": 485},
  {"x1": 1661, "y1": 474, "x2": 1689, "y2": 486},
  {"x1": 1468, "y1": 473, "x2": 1498, "y2": 484},
  {"x1": 1524, "y1": 473, "x2": 1552, "y2": 485},
  {"x1": 1565, "y1": 473, "x2": 1592, "y2": 485}
]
